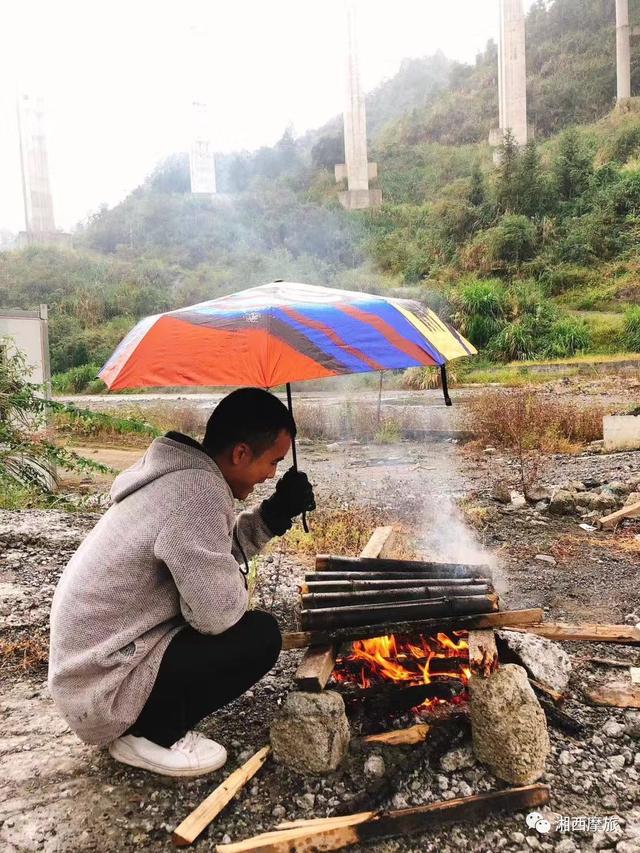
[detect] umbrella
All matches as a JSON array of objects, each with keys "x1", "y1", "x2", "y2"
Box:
[{"x1": 100, "y1": 281, "x2": 476, "y2": 529}]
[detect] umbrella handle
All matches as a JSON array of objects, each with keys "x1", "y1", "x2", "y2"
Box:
[
  {"x1": 440, "y1": 365, "x2": 452, "y2": 407},
  {"x1": 286, "y1": 383, "x2": 310, "y2": 533}
]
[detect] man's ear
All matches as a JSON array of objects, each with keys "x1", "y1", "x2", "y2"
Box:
[{"x1": 230, "y1": 442, "x2": 251, "y2": 465}]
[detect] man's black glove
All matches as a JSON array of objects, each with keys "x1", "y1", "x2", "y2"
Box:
[{"x1": 260, "y1": 467, "x2": 316, "y2": 536}]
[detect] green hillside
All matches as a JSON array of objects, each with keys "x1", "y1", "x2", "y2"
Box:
[{"x1": 1, "y1": 0, "x2": 640, "y2": 386}]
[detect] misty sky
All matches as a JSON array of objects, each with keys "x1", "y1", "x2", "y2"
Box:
[{"x1": 0, "y1": 0, "x2": 537, "y2": 233}]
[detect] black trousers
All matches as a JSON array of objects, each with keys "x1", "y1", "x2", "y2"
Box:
[{"x1": 126, "y1": 610, "x2": 282, "y2": 747}]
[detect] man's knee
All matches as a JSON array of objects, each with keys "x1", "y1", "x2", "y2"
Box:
[{"x1": 246, "y1": 610, "x2": 282, "y2": 663}]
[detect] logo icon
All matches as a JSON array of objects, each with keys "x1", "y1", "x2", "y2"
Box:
[{"x1": 526, "y1": 812, "x2": 551, "y2": 834}]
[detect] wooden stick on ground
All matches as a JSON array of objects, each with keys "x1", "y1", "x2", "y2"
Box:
[
  {"x1": 586, "y1": 681, "x2": 640, "y2": 709},
  {"x1": 576, "y1": 655, "x2": 640, "y2": 668},
  {"x1": 598, "y1": 500, "x2": 640, "y2": 529},
  {"x1": 507, "y1": 623, "x2": 640, "y2": 645},
  {"x1": 215, "y1": 784, "x2": 550, "y2": 853},
  {"x1": 362, "y1": 723, "x2": 431, "y2": 746},
  {"x1": 282, "y1": 608, "x2": 544, "y2": 650},
  {"x1": 173, "y1": 746, "x2": 271, "y2": 847},
  {"x1": 529, "y1": 679, "x2": 565, "y2": 704},
  {"x1": 293, "y1": 525, "x2": 397, "y2": 692}
]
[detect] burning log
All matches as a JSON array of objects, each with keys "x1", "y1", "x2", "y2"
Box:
[
  {"x1": 306, "y1": 571, "x2": 485, "y2": 582},
  {"x1": 467, "y1": 630, "x2": 499, "y2": 678},
  {"x1": 282, "y1": 608, "x2": 545, "y2": 650},
  {"x1": 301, "y1": 585, "x2": 493, "y2": 609},
  {"x1": 303, "y1": 578, "x2": 493, "y2": 593},
  {"x1": 300, "y1": 594, "x2": 499, "y2": 631},
  {"x1": 315, "y1": 555, "x2": 488, "y2": 577},
  {"x1": 340, "y1": 681, "x2": 466, "y2": 716}
]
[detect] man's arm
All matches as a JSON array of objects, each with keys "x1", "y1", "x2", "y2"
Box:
[{"x1": 154, "y1": 491, "x2": 248, "y2": 635}]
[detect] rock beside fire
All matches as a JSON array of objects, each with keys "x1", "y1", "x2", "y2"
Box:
[
  {"x1": 496, "y1": 629, "x2": 572, "y2": 694},
  {"x1": 269, "y1": 690, "x2": 350, "y2": 775},
  {"x1": 469, "y1": 663, "x2": 550, "y2": 785}
]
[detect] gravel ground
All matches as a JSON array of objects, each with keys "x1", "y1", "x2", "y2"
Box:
[{"x1": 2, "y1": 387, "x2": 640, "y2": 853}]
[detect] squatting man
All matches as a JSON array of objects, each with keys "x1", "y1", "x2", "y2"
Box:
[{"x1": 48, "y1": 388, "x2": 316, "y2": 777}]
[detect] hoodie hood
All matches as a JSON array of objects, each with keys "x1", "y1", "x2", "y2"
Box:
[{"x1": 110, "y1": 436, "x2": 229, "y2": 503}]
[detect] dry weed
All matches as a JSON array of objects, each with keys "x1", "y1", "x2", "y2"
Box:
[{"x1": 0, "y1": 635, "x2": 49, "y2": 674}]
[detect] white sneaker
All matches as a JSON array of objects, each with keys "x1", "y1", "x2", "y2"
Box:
[{"x1": 108, "y1": 730, "x2": 227, "y2": 777}]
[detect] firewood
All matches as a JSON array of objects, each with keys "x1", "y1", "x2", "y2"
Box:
[
  {"x1": 302, "y1": 585, "x2": 493, "y2": 608},
  {"x1": 576, "y1": 655, "x2": 640, "y2": 668},
  {"x1": 529, "y1": 679, "x2": 565, "y2": 704},
  {"x1": 362, "y1": 723, "x2": 431, "y2": 745},
  {"x1": 215, "y1": 785, "x2": 550, "y2": 853},
  {"x1": 315, "y1": 555, "x2": 488, "y2": 577},
  {"x1": 467, "y1": 630, "x2": 498, "y2": 678},
  {"x1": 303, "y1": 578, "x2": 493, "y2": 593},
  {"x1": 281, "y1": 608, "x2": 545, "y2": 650},
  {"x1": 598, "y1": 500, "x2": 640, "y2": 529},
  {"x1": 586, "y1": 681, "x2": 640, "y2": 708},
  {"x1": 293, "y1": 527, "x2": 398, "y2": 693},
  {"x1": 358, "y1": 526, "x2": 397, "y2": 558},
  {"x1": 509, "y1": 623, "x2": 640, "y2": 645},
  {"x1": 172, "y1": 746, "x2": 270, "y2": 847}
]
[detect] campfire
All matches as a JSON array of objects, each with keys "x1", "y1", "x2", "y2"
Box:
[{"x1": 330, "y1": 631, "x2": 472, "y2": 714}]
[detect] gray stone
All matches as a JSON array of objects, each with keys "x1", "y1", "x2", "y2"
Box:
[
  {"x1": 511, "y1": 492, "x2": 527, "y2": 508},
  {"x1": 496, "y1": 630, "x2": 572, "y2": 694},
  {"x1": 549, "y1": 490, "x2": 576, "y2": 515},
  {"x1": 608, "y1": 481, "x2": 631, "y2": 496},
  {"x1": 604, "y1": 720, "x2": 626, "y2": 739},
  {"x1": 270, "y1": 691, "x2": 350, "y2": 774},
  {"x1": 511, "y1": 832, "x2": 526, "y2": 845},
  {"x1": 626, "y1": 711, "x2": 640, "y2": 739},
  {"x1": 610, "y1": 754, "x2": 627, "y2": 771},
  {"x1": 526, "y1": 836, "x2": 541, "y2": 849},
  {"x1": 535, "y1": 554, "x2": 557, "y2": 565},
  {"x1": 440, "y1": 743, "x2": 477, "y2": 773},
  {"x1": 271, "y1": 804, "x2": 286, "y2": 819},
  {"x1": 470, "y1": 664, "x2": 550, "y2": 785},
  {"x1": 568, "y1": 481, "x2": 586, "y2": 492},
  {"x1": 625, "y1": 492, "x2": 640, "y2": 506},
  {"x1": 554, "y1": 840, "x2": 576, "y2": 853},
  {"x1": 364, "y1": 754, "x2": 386, "y2": 779},
  {"x1": 617, "y1": 842, "x2": 640, "y2": 853},
  {"x1": 297, "y1": 793, "x2": 316, "y2": 811},
  {"x1": 527, "y1": 485, "x2": 553, "y2": 502},
  {"x1": 492, "y1": 482, "x2": 512, "y2": 504}
]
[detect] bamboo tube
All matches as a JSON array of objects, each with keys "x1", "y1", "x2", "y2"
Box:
[
  {"x1": 302, "y1": 585, "x2": 493, "y2": 609},
  {"x1": 305, "y1": 572, "x2": 486, "y2": 583},
  {"x1": 300, "y1": 594, "x2": 498, "y2": 631},
  {"x1": 303, "y1": 578, "x2": 492, "y2": 593},
  {"x1": 315, "y1": 555, "x2": 488, "y2": 576}
]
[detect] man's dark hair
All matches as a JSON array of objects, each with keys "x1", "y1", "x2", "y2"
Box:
[{"x1": 203, "y1": 388, "x2": 296, "y2": 456}]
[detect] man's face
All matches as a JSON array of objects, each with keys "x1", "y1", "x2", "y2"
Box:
[{"x1": 226, "y1": 429, "x2": 291, "y2": 500}]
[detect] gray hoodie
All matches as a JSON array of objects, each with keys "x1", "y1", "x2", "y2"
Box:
[{"x1": 48, "y1": 436, "x2": 273, "y2": 746}]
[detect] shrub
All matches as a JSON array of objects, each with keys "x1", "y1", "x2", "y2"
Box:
[
  {"x1": 451, "y1": 279, "x2": 509, "y2": 348},
  {"x1": 52, "y1": 364, "x2": 105, "y2": 394},
  {"x1": 489, "y1": 215, "x2": 538, "y2": 263},
  {"x1": 623, "y1": 306, "x2": 640, "y2": 351},
  {"x1": 467, "y1": 390, "x2": 605, "y2": 452}
]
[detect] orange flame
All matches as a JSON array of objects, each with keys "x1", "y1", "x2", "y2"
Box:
[{"x1": 332, "y1": 631, "x2": 471, "y2": 711}]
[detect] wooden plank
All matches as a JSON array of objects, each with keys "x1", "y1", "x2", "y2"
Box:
[
  {"x1": 576, "y1": 655, "x2": 640, "y2": 668},
  {"x1": 599, "y1": 500, "x2": 640, "y2": 529},
  {"x1": 282, "y1": 608, "x2": 544, "y2": 651},
  {"x1": 293, "y1": 526, "x2": 397, "y2": 692},
  {"x1": 529, "y1": 679, "x2": 564, "y2": 704},
  {"x1": 294, "y1": 645, "x2": 337, "y2": 692},
  {"x1": 358, "y1": 525, "x2": 396, "y2": 558},
  {"x1": 363, "y1": 724, "x2": 431, "y2": 746},
  {"x1": 215, "y1": 785, "x2": 550, "y2": 853},
  {"x1": 467, "y1": 630, "x2": 498, "y2": 678},
  {"x1": 172, "y1": 746, "x2": 270, "y2": 847},
  {"x1": 586, "y1": 681, "x2": 640, "y2": 708},
  {"x1": 507, "y1": 623, "x2": 640, "y2": 645}
]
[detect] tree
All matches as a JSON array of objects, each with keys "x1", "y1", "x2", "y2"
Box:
[
  {"x1": 468, "y1": 162, "x2": 486, "y2": 207},
  {"x1": 496, "y1": 130, "x2": 521, "y2": 213},
  {"x1": 515, "y1": 140, "x2": 548, "y2": 218},
  {"x1": 554, "y1": 128, "x2": 593, "y2": 202}
]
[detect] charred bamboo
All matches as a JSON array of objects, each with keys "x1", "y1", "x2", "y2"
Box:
[
  {"x1": 304, "y1": 578, "x2": 493, "y2": 593},
  {"x1": 305, "y1": 571, "x2": 486, "y2": 583},
  {"x1": 300, "y1": 594, "x2": 499, "y2": 631},
  {"x1": 316, "y1": 555, "x2": 488, "y2": 577},
  {"x1": 302, "y1": 585, "x2": 493, "y2": 609}
]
